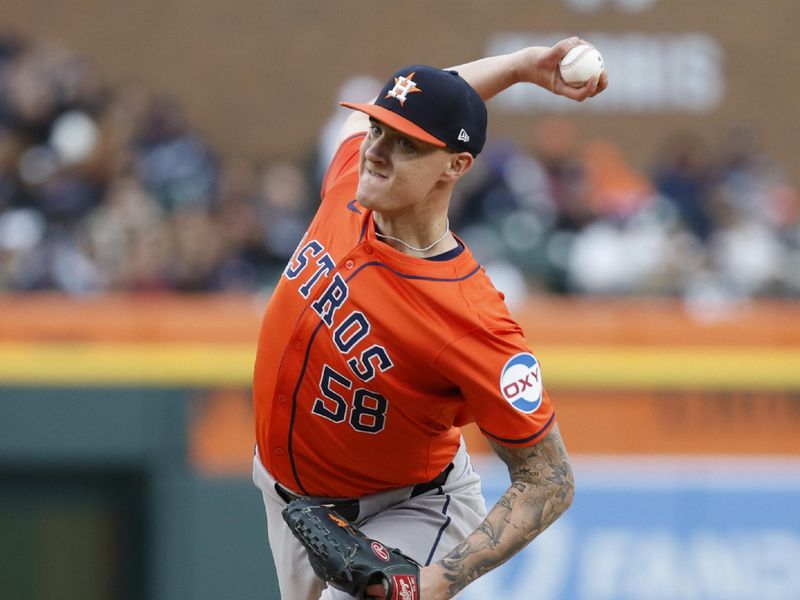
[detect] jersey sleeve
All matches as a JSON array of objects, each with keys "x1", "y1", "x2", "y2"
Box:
[
  {"x1": 320, "y1": 133, "x2": 365, "y2": 200},
  {"x1": 434, "y1": 326, "x2": 556, "y2": 447}
]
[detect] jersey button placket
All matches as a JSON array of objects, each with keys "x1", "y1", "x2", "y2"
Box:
[{"x1": 345, "y1": 259, "x2": 355, "y2": 270}]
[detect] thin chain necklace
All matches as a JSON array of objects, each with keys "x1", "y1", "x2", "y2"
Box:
[{"x1": 374, "y1": 218, "x2": 450, "y2": 253}]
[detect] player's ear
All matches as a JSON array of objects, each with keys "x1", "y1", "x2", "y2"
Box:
[{"x1": 442, "y1": 152, "x2": 474, "y2": 182}]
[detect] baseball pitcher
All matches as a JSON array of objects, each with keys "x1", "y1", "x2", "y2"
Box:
[{"x1": 252, "y1": 38, "x2": 607, "y2": 599}]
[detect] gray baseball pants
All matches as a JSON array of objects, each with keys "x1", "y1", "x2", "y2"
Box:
[{"x1": 252, "y1": 439, "x2": 487, "y2": 600}]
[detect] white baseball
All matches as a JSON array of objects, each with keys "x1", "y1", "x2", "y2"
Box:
[{"x1": 559, "y1": 44, "x2": 604, "y2": 88}]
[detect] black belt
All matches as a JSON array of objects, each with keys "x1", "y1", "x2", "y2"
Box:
[{"x1": 275, "y1": 462, "x2": 454, "y2": 522}]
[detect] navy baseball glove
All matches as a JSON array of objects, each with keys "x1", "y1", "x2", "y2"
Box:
[{"x1": 282, "y1": 497, "x2": 421, "y2": 599}]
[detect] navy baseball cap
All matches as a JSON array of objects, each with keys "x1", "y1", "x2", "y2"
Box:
[{"x1": 341, "y1": 65, "x2": 487, "y2": 157}]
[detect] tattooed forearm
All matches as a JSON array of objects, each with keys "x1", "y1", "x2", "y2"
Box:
[{"x1": 438, "y1": 424, "x2": 574, "y2": 597}]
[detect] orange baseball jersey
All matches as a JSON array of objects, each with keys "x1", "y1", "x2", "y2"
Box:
[{"x1": 253, "y1": 134, "x2": 555, "y2": 498}]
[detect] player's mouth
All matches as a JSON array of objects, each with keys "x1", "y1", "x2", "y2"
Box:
[{"x1": 365, "y1": 167, "x2": 389, "y2": 180}]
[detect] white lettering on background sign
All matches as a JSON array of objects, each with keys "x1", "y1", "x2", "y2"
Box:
[
  {"x1": 488, "y1": 33, "x2": 723, "y2": 113},
  {"x1": 577, "y1": 528, "x2": 800, "y2": 599},
  {"x1": 462, "y1": 523, "x2": 800, "y2": 600},
  {"x1": 564, "y1": 0, "x2": 658, "y2": 13}
]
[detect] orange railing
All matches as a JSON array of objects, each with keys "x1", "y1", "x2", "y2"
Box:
[{"x1": 2, "y1": 294, "x2": 798, "y2": 470}]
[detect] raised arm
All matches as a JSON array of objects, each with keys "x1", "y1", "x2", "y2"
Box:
[
  {"x1": 422, "y1": 424, "x2": 575, "y2": 599},
  {"x1": 449, "y1": 37, "x2": 607, "y2": 102},
  {"x1": 336, "y1": 37, "x2": 607, "y2": 146}
]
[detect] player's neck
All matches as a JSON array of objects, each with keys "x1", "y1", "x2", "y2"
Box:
[{"x1": 373, "y1": 211, "x2": 456, "y2": 258}]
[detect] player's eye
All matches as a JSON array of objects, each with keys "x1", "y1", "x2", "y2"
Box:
[
  {"x1": 369, "y1": 123, "x2": 382, "y2": 137},
  {"x1": 397, "y1": 136, "x2": 416, "y2": 151}
]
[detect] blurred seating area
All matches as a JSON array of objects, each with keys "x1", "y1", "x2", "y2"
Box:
[
  {"x1": 453, "y1": 119, "x2": 800, "y2": 307},
  {"x1": 1, "y1": 34, "x2": 798, "y2": 299}
]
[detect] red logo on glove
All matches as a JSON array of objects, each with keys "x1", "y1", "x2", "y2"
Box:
[
  {"x1": 391, "y1": 574, "x2": 419, "y2": 600},
  {"x1": 371, "y1": 541, "x2": 390, "y2": 561}
]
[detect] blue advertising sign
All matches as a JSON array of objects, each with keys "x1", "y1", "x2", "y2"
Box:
[{"x1": 461, "y1": 456, "x2": 800, "y2": 600}]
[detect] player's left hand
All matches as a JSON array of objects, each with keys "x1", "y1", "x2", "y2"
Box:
[
  {"x1": 518, "y1": 37, "x2": 609, "y2": 101},
  {"x1": 364, "y1": 581, "x2": 388, "y2": 599}
]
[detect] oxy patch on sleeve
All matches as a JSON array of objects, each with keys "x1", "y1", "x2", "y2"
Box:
[{"x1": 499, "y1": 352, "x2": 543, "y2": 414}]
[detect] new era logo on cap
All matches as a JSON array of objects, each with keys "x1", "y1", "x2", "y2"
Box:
[{"x1": 340, "y1": 64, "x2": 487, "y2": 157}]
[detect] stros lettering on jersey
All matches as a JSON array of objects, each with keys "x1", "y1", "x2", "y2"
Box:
[{"x1": 253, "y1": 134, "x2": 556, "y2": 498}]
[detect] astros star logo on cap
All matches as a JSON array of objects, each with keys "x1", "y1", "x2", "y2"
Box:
[{"x1": 385, "y1": 72, "x2": 422, "y2": 106}]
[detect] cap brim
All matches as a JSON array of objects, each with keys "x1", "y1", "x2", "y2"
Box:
[{"x1": 340, "y1": 102, "x2": 446, "y2": 148}]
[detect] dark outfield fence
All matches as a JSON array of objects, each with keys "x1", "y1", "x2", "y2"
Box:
[{"x1": 0, "y1": 386, "x2": 279, "y2": 600}]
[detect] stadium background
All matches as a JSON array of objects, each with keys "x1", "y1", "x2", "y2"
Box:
[{"x1": 1, "y1": 1, "x2": 799, "y2": 599}]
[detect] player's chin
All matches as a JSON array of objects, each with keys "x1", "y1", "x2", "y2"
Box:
[{"x1": 355, "y1": 185, "x2": 381, "y2": 210}]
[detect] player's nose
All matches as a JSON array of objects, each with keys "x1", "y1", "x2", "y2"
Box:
[{"x1": 364, "y1": 135, "x2": 389, "y2": 164}]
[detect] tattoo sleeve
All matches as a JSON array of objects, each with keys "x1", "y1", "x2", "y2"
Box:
[{"x1": 437, "y1": 423, "x2": 575, "y2": 597}]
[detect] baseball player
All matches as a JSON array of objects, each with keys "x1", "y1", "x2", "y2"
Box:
[{"x1": 252, "y1": 38, "x2": 607, "y2": 599}]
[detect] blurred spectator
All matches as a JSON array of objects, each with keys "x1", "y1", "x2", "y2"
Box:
[
  {"x1": 85, "y1": 175, "x2": 169, "y2": 290},
  {"x1": 133, "y1": 94, "x2": 218, "y2": 211},
  {"x1": 315, "y1": 75, "x2": 382, "y2": 184},
  {"x1": 0, "y1": 126, "x2": 26, "y2": 210},
  {"x1": 531, "y1": 118, "x2": 592, "y2": 232},
  {"x1": 169, "y1": 205, "x2": 224, "y2": 291},
  {"x1": 581, "y1": 139, "x2": 653, "y2": 219},
  {"x1": 255, "y1": 160, "x2": 315, "y2": 281},
  {"x1": 0, "y1": 33, "x2": 797, "y2": 301},
  {"x1": 652, "y1": 132, "x2": 716, "y2": 242},
  {"x1": 708, "y1": 126, "x2": 800, "y2": 296},
  {"x1": 213, "y1": 156, "x2": 271, "y2": 291}
]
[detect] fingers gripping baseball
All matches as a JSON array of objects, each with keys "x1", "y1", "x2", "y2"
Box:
[
  {"x1": 282, "y1": 498, "x2": 421, "y2": 600},
  {"x1": 523, "y1": 37, "x2": 608, "y2": 101}
]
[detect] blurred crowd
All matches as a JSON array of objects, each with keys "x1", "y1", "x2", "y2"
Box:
[
  {"x1": 0, "y1": 35, "x2": 313, "y2": 294},
  {"x1": 1, "y1": 35, "x2": 798, "y2": 302},
  {"x1": 453, "y1": 120, "x2": 800, "y2": 308}
]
